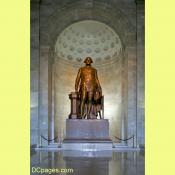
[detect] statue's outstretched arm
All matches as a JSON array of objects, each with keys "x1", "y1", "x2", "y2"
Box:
[{"x1": 75, "y1": 68, "x2": 81, "y2": 92}]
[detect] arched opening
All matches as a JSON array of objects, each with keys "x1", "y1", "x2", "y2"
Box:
[{"x1": 53, "y1": 20, "x2": 123, "y2": 139}]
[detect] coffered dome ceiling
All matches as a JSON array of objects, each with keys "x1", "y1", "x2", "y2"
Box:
[{"x1": 55, "y1": 20, "x2": 122, "y2": 64}]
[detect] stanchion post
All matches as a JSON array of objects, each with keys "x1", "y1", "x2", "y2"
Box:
[{"x1": 39, "y1": 136, "x2": 42, "y2": 148}]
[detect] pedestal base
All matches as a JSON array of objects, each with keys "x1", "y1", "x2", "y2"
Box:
[{"x1": 63, "y1": 119, "x2": 112, "y2": 150}]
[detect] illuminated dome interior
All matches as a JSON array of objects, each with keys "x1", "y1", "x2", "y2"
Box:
[{"x1": 55, "y1": 20, "x2": 122, "y2": 64}]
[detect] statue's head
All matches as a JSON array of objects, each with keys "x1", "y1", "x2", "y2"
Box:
[{"x1": 84, "y1": 57, "x2": 93, "y2": 65}]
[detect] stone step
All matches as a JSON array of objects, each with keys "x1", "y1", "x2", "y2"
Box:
[
  {"x1": 48, "y1": 143, "x2": 60, "y2": 148},
  {"x1": 62, "y1": 142, "x2": 113, "y2": 151}
]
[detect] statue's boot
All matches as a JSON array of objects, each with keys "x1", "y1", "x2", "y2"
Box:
[
  {"x1": 78, "y1": 114, "x2": 82, "y2": 119},
  {"x1": 98, "y1": 111, "x2": 102, "y2": 119},
  {"x1": 82, "y1": 113, "x2": 86, "y2": 119}
]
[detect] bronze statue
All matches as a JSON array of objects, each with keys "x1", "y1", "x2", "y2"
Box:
[{"x1": 75, "y1": 57, "x2": 102, "y2": 119}]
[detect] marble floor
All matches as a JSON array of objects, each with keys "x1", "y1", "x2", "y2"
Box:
[{"x1": 31, "y1": 150, "x2": 144, "y2": 175}]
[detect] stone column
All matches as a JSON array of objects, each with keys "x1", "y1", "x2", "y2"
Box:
[
  {"x1": 39, "y1": 45, "x2": 49, "y2": 146},
  {"x1": 121, "y1": 53, "x2": 128, "y2": 143},
  {"x1": 48, "y1": 63, "x2": 55, "y2": 143},
  {"x1": 126, "y1": 46, "x2": 137, "y2": 147},
  {"x1": 30, "y1": 1, "x2": 40, "y2": 147}
]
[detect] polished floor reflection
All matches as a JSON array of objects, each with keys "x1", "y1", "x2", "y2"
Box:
[{"x1": 31, "y1": 150, "x2": 144, "y2": 175}]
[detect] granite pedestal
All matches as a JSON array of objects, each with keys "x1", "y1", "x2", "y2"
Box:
[{"x1": 63, "y1": 119, "x2": 112, "y2": 151}]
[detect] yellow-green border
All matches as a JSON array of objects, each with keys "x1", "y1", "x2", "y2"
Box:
[
  {"x1": 146, "y1": 0, "x2": 175, "y2": 174},
  {"x1": 0, "y1": 0, "x2": 30, "y2": 175}
]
